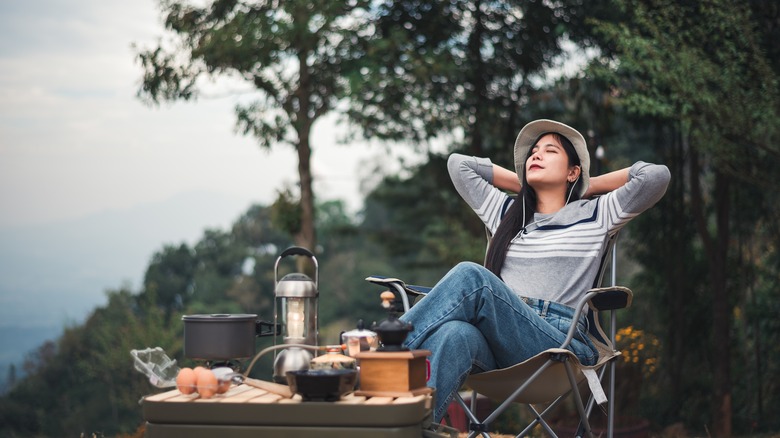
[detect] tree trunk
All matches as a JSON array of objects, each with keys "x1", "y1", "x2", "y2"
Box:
[
  {"x1": 667, "y1": 125, "x2": 688, "y2": 412},
  {"x1": 689, "y1": 147, "x2": 732, "y2": 437},
  {"x1": 466, "y1": 0, "x2": 485, "y2": 157},
  {"x1": 296, "y1": 130, "x2": 316, "y2": 253},
  {"x1": 711, "y1": 171, "x2": 732, "y2": 437},
  {"x1": 294, "y1": 49, "x2": 317, "y2": 275}
]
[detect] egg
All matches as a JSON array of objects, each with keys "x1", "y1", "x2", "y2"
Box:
[
  {"x1": 175, "y1": 367, "x2": 196, "y2": 395},
  {"x1": 196, "y1": 369, "x2": 219, "y2": 399},
  {"x1": 193, "y1": 366, "x2": 208, "y2": 378},
  {"x1": 217, "y1": 378, "x2": 232, "y2": 394}
]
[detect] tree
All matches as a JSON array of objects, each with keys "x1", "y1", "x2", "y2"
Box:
[
  {"x1": 344, "y1": 0, "x2": 620, "y2": 294},
  {"x1": 588, "y1": 0, "x2": 780, "y2": 435},
  {"x1": 142, "y1": 243, "x2": 196, "y2": 319},
  {"x1": 361, "y1": 152, "x2": 486, "y2": 277},
  {"x1": 136, "y1": 0, "x2": 372, "y2": 259},
  {"x1": 347, "y1": 0, "x2": 613, "y2": 158},
  {"x1": 0, "y1": 288, "x2": 182, "y2": 436}
]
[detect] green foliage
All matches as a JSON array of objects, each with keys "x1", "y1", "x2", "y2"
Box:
[
  {"x1": 142, "y1": 243, "x2": 196, "y2": 315},
  {"x1": 136, "y1": 0, "x2": 378, "y2": 254},
  {"x1": 588, "y1": 0, "x2": 780, "y2": 180},
  {"x1": 0, "y1": 289, "x2": 182, "y2": 437},
  {"x1": 347, "y1": 0, "x2": 611, "y2": 155},
  {"x1": 315, "y1": 199, "x2": 391, "y2": 337},
  {"x1": 270, "y1": 186, "x2": 303, "y2": 236},
  {"x1": 137, "y1": 0, "x2": 373, "y2": 147},
  {"x1": 587, "y1": 0, "x2": 780, "y2": 434},
  {"x1": 361, "y1": 153, "x2": 485, "y2": 283}
]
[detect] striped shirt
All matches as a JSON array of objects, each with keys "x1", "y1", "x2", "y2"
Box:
[{"x1": 448, "y1": 154, "x2": 671, "y2": 307}]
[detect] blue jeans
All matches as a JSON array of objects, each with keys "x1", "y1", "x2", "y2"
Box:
[{"x1": 400, "y1": 262, "x2": 598, "y2": 422}]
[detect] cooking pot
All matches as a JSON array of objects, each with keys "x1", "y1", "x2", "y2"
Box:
[{"x1": 182, "y1": 314, "x2": 278, "y2": 361}]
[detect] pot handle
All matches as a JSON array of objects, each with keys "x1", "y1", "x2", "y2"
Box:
[{"x1": 256, "y1": 320, "x2": 280, "y2": 337}]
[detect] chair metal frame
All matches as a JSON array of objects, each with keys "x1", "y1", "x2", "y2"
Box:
[{"x1": 366, "y1": 233, "x2": 631, "y2": 438}]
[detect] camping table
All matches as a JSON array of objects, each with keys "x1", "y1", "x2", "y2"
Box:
[{"x1": 142, "y1": 384, "x2": 445, "y2": 437}]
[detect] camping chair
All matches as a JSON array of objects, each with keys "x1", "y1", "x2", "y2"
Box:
[{"x1": 366, "y1": 232, "x2": 631, "y2": 438}]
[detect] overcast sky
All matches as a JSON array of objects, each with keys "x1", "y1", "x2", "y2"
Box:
[
  {"x1": 0, "y1": 0, "x2": 401, "y2": 231},
  {"x1": 0, "y1": 1, "x2": 434, "y2": 356}
]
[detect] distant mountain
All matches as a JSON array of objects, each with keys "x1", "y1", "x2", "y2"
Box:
[{"x1": 0, "y1": 190, "x2": 255, "y2": 376}]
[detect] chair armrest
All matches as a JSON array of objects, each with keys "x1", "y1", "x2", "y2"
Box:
[
  {"x1": 365, "y1": 275, "x2": 432, "y2": 312},
  {"x1": 365, "y1": 276, "x2": 432, "y2": 296},
  {"x1": 587, "y1": 286, "x2": 633, "y2": 311},
  {"x1": 558, "y1": 286, "x2": 632, "y2": 349}
]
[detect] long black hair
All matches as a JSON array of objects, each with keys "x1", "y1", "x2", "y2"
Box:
[{"x1": 484, "y1": 132, "x2": 583, "y2": 277}]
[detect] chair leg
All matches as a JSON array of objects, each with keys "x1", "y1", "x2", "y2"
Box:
[
  {"x1": 454, "y1": 393, "x2": 491, "y2": 437},
  {"x1": 519, "y1": 403, "x2": 561, "y2": 437},
  {"x1": 480, "y1": 359, "x2": 556, "y2": 427},
  {"x1": 563, "y1": 361, "x2": 593, "y2": 438},
  {"x1": 577, "y1": 361, "x2": 610, "y2": 436}
]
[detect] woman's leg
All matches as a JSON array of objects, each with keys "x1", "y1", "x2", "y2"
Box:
[
  {"x1": 402, "y1": 262, "x2": 573, "y2": 365},
  {"x1": 399, "y1": 261, "x2": 597, "y2": 420},
  {"x1": 418, "y1": 320, "x2": 495, "y2": 422}
]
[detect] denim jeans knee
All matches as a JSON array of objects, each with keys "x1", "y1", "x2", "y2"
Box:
[
  {"x1": 418, "y1": 320, "x2": 496, "y2": 421},
  {"x1": 399, "y1": 262, "x2": 599, "y2": 420}
]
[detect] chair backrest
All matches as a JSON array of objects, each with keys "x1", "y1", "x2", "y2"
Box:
[{"x1": 593, "y1": 232, "x2": 618, "y2": 289}]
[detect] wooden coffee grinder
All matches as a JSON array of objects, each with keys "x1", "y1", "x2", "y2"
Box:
[{"x1": 355, "y1": 291, "x2": 432, "y2": 397}]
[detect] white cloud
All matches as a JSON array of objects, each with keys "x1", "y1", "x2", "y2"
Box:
[{"x1": 0, "y1": 0, "x2": 387, "y2": 227}]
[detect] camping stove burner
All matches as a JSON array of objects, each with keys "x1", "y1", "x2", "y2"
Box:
[{"x1": 204, "y1": 359, "x2": 243, "y2": 372}]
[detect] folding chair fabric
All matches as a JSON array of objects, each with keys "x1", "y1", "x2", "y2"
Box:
[{"x1": 465, "y1": 286, "x2": 631, "y2": 407}]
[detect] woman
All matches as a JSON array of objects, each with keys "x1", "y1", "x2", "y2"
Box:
[{"x1": 399, "y1": 119, "x2": 670, "y2": 422}]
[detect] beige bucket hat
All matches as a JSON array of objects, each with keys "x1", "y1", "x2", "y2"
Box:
[{"x1": 513, "y1": 119, "x2": 590, "y2": 197}]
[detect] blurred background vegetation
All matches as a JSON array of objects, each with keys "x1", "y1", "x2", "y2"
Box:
[{"x1": 1, "y1": 0, "x2": 778, "y2": 436}]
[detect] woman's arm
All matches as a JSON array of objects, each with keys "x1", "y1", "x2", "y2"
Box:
[
  {"x1": 583, "y1": 168, "x2": 630, "y2": 198},
  {"x1": 593, "y1": 162, "x2": 670, "y2": 230},
  {"x1": 448, "y1": 154, "x2": 512, "y2": 233},
  {"x1": 492, "y1": 164, "x2": 522, "y2": 193}
]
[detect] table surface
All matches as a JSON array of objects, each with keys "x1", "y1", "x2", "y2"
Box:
[{"x1": 143, "y1": 384, "x2": 434, "y2": 429}]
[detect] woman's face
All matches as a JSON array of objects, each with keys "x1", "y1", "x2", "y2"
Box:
[{"x1": 525, "y1": 133, "x2": 579, "y2": 191}]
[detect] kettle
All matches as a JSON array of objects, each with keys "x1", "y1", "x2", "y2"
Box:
[{"x1": 340, "y1": 319, "x2": 378, "y2": 357}]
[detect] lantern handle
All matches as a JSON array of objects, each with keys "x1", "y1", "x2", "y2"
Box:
[
  {"x1": 274, "y1": 246, "x2": 319, "y2": 287},
  {"x1": 279, "y1": 246, "x2": 315, "y2": 258}
]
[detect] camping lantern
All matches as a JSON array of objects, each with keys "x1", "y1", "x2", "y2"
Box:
[{"x1": 272, "y1": 247, "x2": 319, "y2": 383}]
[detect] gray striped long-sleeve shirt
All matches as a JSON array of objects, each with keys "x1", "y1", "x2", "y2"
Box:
[{"x1": 448, "y1": 153, "x2": 671, "y2": 307}]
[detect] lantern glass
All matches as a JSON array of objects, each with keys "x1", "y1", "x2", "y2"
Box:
[{"x1": 279, "y1": 296, "x2": 317, "y2": 345}]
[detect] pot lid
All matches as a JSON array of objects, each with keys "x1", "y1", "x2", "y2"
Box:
[
  {"x1": 182, "y1": 314, "x2": 257, "y2": 322},
  {"x1": 341, "y1": 328, "x2": 377, "y2": 338},
  {"x1": 341, "y1": 319, "x2": 377, "y2": 338}
]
